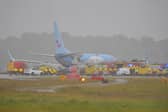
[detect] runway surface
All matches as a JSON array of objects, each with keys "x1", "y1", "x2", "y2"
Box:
[
  {"x1": 0, "y1": 74, "x2": 128, "y2": 93},
  {"x1": 0, "y1": 73, "x2": 165, "y2": 93},
  {"x1": 15, "y1": 79, "x2": 128, "y2": 93},
  {"x1": 0, "y1": 73, "x2": 164, "y2": 80}
]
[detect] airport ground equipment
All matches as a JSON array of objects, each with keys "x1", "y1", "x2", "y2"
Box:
[
  {"x1": 39, "y1": 65, "x2": 57, "y2": 75},
  {"x1": 116, "y1": 67, "x2": 130, "y2": 75},
  {"x1": 7, "y1": 61, "x2": 27, "y2": 75},
  {"x1": 24, "y1": 67, "x2": 43, "y2": 75}
]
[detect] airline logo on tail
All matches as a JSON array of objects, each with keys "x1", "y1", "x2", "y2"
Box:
[
  {"x1": 54, "y1": 21, "x2": 70, "y2": 54},
  {"x1": 56, "y1": 40, "x2": 61, "y2": 48},
  {"x1": 54, "y1": 21, "x2": 64, "y2": 49}
]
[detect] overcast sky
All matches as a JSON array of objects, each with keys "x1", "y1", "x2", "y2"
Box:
[{"x1": 0, "y1": 0, "x2": 168, "y2": 40}]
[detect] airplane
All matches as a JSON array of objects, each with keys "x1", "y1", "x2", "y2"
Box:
[{"x1": 36, "y1": 21, "x2": 117, "y2": 67}]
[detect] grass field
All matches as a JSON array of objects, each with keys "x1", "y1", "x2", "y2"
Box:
[{"x1": 0, "y1": 77, "x2": 168, "y2": 112}]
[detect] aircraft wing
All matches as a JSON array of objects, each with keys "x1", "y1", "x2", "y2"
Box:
[
  {"x1": 30, "y1": 53, "x2": 55, "y2": 57},
  {"x1": 31, "y1": 52, "x2": 82, "y2": 58},
  {"x1": 59, "y1": 52, "x2": 82, "y2": 58},
  {"x1": 8, "y1": 50, "x2": 60, "y2": 67},
  {"x1": 14, "y1": 59, "x2": 44, "y2": 64},
  {"x1": 14, "y1": 58, "x2": 61, "y2": 67}
]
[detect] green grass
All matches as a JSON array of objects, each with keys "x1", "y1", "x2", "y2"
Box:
[{"x1": 0, "y1": 78, "x2": 168, "y2": 112}]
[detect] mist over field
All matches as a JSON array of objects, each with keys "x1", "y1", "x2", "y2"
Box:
[{"x1": 0, "y1": 32, "x2": 168, "y2": 71}]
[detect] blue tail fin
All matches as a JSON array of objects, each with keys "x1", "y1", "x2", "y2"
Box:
[
  {"x1": 54, "y1": 21, "x2": 70, "y2": 54},
  {"x1": 8, "y1": 50, "x2": 15, "y2": 61}
]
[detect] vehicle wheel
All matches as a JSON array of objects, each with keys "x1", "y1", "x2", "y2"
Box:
[{"x1": 31, "y1": 72, "x2": 34, "y2": 75}]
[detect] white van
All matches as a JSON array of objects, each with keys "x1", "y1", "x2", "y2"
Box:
[
  {"x1": 24, "y1": 67, "x2": 43, "y2": 75},
  {"x1": 116, "y1": 68, "x2": 130, "y2": 75}
]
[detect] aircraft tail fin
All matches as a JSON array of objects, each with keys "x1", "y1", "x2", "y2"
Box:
[
  {"x1": 8, "y1": 50, "x2": 15, "y2": 61},
  {"x1": 54, "y1": 21, "x2": 70, "y2": 54}
]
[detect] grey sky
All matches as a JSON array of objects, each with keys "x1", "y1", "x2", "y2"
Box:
[{"x1": 0, "y1": 0, "x2": 168, "y2": 40}]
